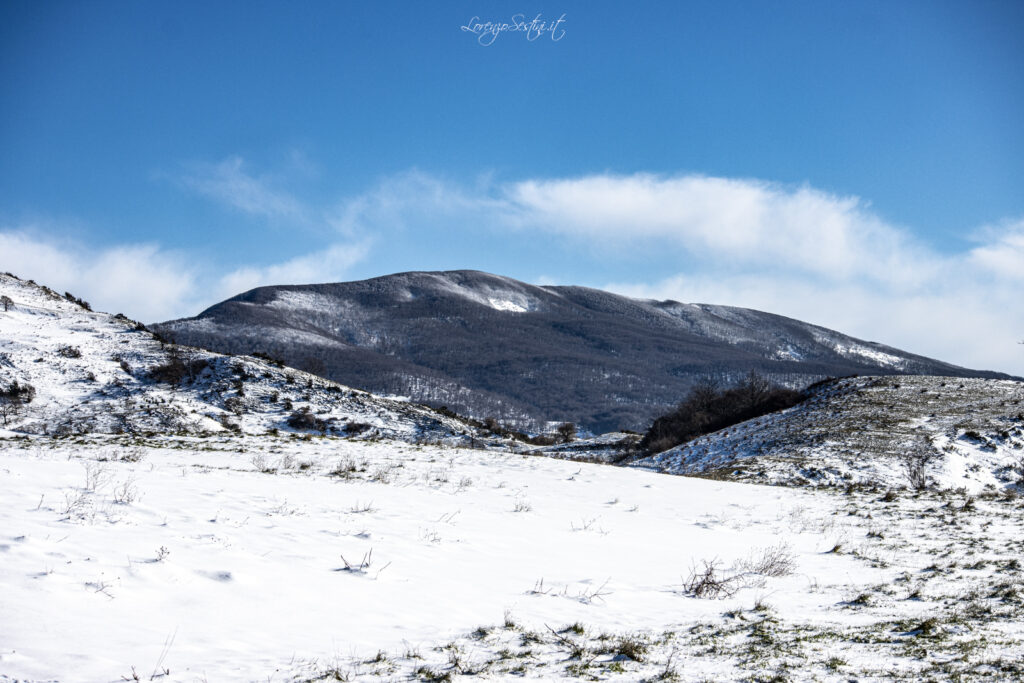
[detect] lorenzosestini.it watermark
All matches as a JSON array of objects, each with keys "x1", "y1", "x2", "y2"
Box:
[{"x1": 460, "y1": 13, "x2": 566, "y2": 46}]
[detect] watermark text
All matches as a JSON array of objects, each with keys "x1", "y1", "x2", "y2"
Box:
[{"x1": 461, "y1": 13, "x2": 567, "y2": 46}]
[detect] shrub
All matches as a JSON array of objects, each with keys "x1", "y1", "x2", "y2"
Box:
[
  {"x1": 218, "y1": 414, "x2": 241, "y2": 433},
  {"x1": 2, "y1": 381, "x2": 35, "y2": 402},
  {"x1": 345, "y1": 421, "x2": 371, "y2": 435},
  {"x1": 149, "y1": 348, "x2": 209, "y2": 384},
  {"x1": 556, "y1": 422, "x2": 576, "y2": 443},
  {"x1": 903, "y1": 435, "x2": 935, "y2": 490},
  {"x1": 57, "y1": 345, "x2": 82, "y2": 358},
  {"x1": 681, "y1": 544, "x2": 796, "y2": 599},
  {"x1": 223, "y1": 396, "x2": 245, "y2": 415},
  {"x1": 63, "y1": 291, "x2": 91, "y2": 310},
  {"x1": 287, "y1": 407, "x2": 326, "y2": 432},
  {"x1": 641, "y1": 372, "x2": 805, "y2": 454}
]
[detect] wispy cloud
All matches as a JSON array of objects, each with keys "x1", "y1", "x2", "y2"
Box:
[
  {"x1": 217, "y1": 239, "x2": 372, "y2": 297},
  {"x1": 967, "y1": 218, "x2": 1024, "y2": 283},
  {"x1": 0, "y1": 227, "x2": 368, "y2": 322},
  {"x1": 178, "y1": 156, "x2": 309, "y2": 224},
  {"x1": 327, "y1": 169, "x2": 503, "y2": 237}
]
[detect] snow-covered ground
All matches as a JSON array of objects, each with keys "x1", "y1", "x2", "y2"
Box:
[
  {"x1": 638, "y1": 375, "x2": 1024, "y2": 493},
  {"x1": 4, "y1": 273, "x2": 1024, "y2": 681},
  {"x1": 2, "y1": 434, "x2": 1024, "y2": 682}
]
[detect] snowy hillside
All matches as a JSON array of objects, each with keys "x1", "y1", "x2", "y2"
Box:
[
  {"x1": 0, "y1": 273, "x2": 474, "y2": 443},
  {"x1": 637, "y1": 375, "x2": 1024, "y2": 493}
]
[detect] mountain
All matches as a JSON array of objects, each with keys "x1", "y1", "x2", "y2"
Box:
[
  {"x1": 0, "y1": 272, "x2": 475, "y2": 442},
  {"x1": 154, "y1": 270, "x2": 1011, "y2": 432}
]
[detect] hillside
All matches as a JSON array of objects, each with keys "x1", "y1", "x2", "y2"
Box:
[
  {"x1": 0, "y1": 273, "x2": 474, "y2": 443},
  {"x1": 636, "y1": 375, "x2": 1024, "y2": 492},
  {"x1": 2, "y1": 272, "x2": 1024, "y2": 681},
  {"x1": 153, "y1": 270, "x2": 1011, "y2": 433}
]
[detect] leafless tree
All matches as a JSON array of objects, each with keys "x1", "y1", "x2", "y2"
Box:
[{"x1": 556, "y1": 422, "x2": 576, "y2": 443}]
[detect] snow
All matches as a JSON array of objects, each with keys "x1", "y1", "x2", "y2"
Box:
[
  {"x1": 427, "y1": 274, "x2": 539, "y2": 314},
  {"x1": 267, "y1": 290, "x2": 341, "y2": 312},
  {"x1": 3, "y1": 435, "x2": 1024, "y2": 681},
  {"x1": 487, "y1": 298, "x2": 528, "y2": 313},
  {"x1": 4, "y1": 273, "x2": 1024, "y2": 681},
  {"x1": 826, "y1": 340, "x2": 905, "y2": 368}
]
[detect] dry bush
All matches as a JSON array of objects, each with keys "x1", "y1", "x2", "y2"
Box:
[{"x1": 682, "y1": 544, "x2": 796, "y2": 599}]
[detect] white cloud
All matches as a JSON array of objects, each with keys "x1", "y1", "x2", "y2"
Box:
[
  {"x1": 328, "y1": 169, "x2": 502, "y2": 237},
  {"x1": 0, "y1": 228, "x2": 368, "y2": 322},
  {"x1": 967, "y1": 219, "x2": 1024, "y2": 282},
  {"x1": 0, "y1": 230, "x2": 197, "y2": 321},
  {"x1": 503, "y1": 174, "x2": 942, "y2": 287},
  {"x1": 216, "y1": 239, "x2": 372, "y2": 299},
  {"x1": 179, "y1": 156, "x2": 309, "y2": 223}
]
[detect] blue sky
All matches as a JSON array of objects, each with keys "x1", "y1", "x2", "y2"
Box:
[{"x1": 1, "y1": 0, "x2": 1022, "y2": 373}]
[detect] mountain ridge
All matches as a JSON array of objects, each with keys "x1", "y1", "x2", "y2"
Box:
[{"x1": 154, "y1": 269, "x2": 1013, "y2": 432}]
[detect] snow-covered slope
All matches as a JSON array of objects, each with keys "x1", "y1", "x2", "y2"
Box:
[
  {"x1": 636, "y1": 375, "x2": 1024, "y2": 493},
  {"x1": 0, "y1": 273, "x2": 473, "y2": 442},
  {"x1": 3, "y1": 434, "x2": 1024, "y2": 682}
]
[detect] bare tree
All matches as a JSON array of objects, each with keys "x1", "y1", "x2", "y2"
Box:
[
  {"x1": 0, "y1": 295, "x2": 12, "y2": 312},
  {"x1": 0, "y1": 381, "x2": 34, "y2": 426},
  {"x1": 556, "y1": 422, "x2": 576, "y2": 443},
  {"x1": 0, "y1": 400, "x2": 19, "y2": 426}
]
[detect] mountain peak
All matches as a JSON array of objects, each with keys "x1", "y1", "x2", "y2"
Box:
[{"x1": 155, "y1": 270, "x2": 1012, "y2": 432}]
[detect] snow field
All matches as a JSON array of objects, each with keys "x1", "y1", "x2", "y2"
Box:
[{"x1": 4, "y1": 435, "x2": 1022, "y2": 681}]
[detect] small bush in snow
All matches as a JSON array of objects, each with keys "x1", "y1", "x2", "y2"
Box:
[
  {"x1": 287, "y1": 407, "x2": 326, "y2": 432},
  {"x1": 63, "y1": 291, "x2": 91, "y2": 310},
  {"x1": 57, "y1": 345, "x2": 82, "y2": 358},
  {"x1": 224, "y1": 396, "x2": 245, "y2": 415},
  {"x1": 112, "y1": 477, "x2": 139, "y2": 504},
  {"x1": 902, "y1": 437, "x2": 935, "y2": 490},
  {"x1": 681, "y1": 544, "x2": 796, "y2": 599},
  {"x1": 150, "y1": 349, "x2": 209, "y2": 384},
  {"x1": 329, "y1": 456, "x2": 367, "y2": 478},
  {"x1": 251, "y1": 454, "x2": 275, "y2": 473}
]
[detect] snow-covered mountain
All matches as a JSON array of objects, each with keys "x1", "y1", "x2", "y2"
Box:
[
  {"x1": 153, "y1": 270, "x2": 1012, "y2": 433},
  {"x1": 636, "y1": 375, "x2": 1024, "y2": 492},
  {"x1": 0, "y1": 272, "x2": 475, "y2": 442}
]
